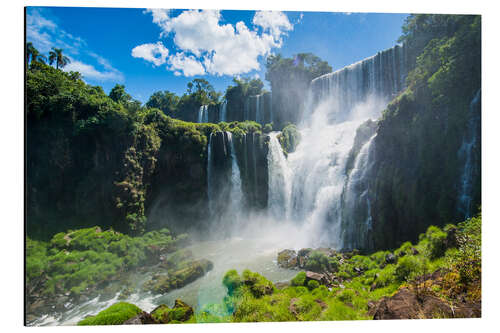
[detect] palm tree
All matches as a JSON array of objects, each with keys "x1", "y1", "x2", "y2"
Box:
[
  {"x1": 26, "y1": 42, "x2": 47, "y2": 65},
  {"x1": 48, "y1": 47, "x2": 70, "y2": 69},
  {"x1": 26, "y1": 42, "x2": 35, "y2": 63}
]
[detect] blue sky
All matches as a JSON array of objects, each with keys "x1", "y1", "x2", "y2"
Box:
[{"x1": 26, "y1": 7, "x2": 408, "y2": 103}]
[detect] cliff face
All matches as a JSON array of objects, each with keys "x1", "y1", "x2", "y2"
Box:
[{"x1": 363, "y1": 15, "x2": 481, "y2": 249}]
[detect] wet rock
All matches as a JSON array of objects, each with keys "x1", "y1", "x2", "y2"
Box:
[
  {"x1": 305, "y1": 271, "x2": 327, "y2": 285},
  {"x1": 385, "y1": 253, "x2": 396, "y2": 264},
  {"x1": 144, "y1": 259, "x2": 213, "y2": 294},
  {"x1": 123, "y1": 311, "x2": 158, "y2": 325},
  {"x1": 277, "y1": 249, "x2": 298, "y2": 268}
]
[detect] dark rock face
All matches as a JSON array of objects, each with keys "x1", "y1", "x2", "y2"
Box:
[{"x1": 234, "y1": 132, "x2": 269, "y2": 210}]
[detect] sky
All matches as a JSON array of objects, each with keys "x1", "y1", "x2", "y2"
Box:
[{"x1": 26, "y1": 7, "x2": 408, "y2": 103}]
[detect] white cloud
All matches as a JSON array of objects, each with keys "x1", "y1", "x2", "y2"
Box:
[
  {"x1": 131, "y1": 42, "x2": 169, "y2": 66},
  {"x1": 253, "y1": 10, "x2": 293, "y2": 41},
  {"x1": 136, "y1": 9, "x2": 293, "y2": 77},
  {"x1": 26, "y1": 8, "x2": 123, "y2": 83},
  {"x1": 168, "y1": 52, "x2": 205, "y2": 76},
  {"x1": 63, "y1": 59, "x2": 124, "y2": 82}
]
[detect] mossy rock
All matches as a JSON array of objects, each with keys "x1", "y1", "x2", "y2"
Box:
[
  {"x1": 144, "y1": 259, "x2": 213, "y2": 294},
  {"x1": 151, "y1": 299, "x2": 194, "y2": 323},
  {"x1": 77, "y1": 302, "x2": 142, "y2": 325},
  {"x1": 277, "y1": 249, "x2": 298, "y2": 268}
]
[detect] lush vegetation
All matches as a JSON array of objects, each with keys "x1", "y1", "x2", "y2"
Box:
[
  {"x1": 83, "y1": 213, "x2": 480, "y2": 323},
  {"x1": 26, "y1": 226, "x2": 188, "y2": 301},
  {"x1": 220, "y1": 214, "x2": 481, "y2": 322}
]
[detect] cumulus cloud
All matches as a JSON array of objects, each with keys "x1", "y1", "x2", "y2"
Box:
[
  {"x1": 63, "y1": 59, "x2": 124, "y2": 82},
  {"x1": 253, "y1": 10, "x2": 293, "y2": 41},
  {"x1": 26, "y1": 8, "x2": 123, "y2": 82},
  {"x1": 135, "y1": 9, "x2": 293, "y2": 77},
  {"x1": 168, "y1": 52, "x2": 206, "y2": 76},
  {"x1": 131, "y1": 42, "x2": 169, "y2": 66}
]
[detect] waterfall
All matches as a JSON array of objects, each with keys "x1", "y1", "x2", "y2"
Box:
[
  {"x1": 198, "y1": 105, "x2": 209, "y2": 123},
  {"x1": 206, "y1": 132, "x2": 214, "y2": 214},
  {"x1": 458, "y1": 89, "x2": 481, "y2": 219},
  {"x1": 255, "y1": 95, "x2": 262, "y2": 123},
  {"x1": 341, "y1": 134, "x2": 377, "y2": 249},
  {"x1": 220, "y1": 100, "x2": 227, "y2": 122},
  {"x1": 267, "y1": 132, "x2": 292, "y2": 220},
  {"x1": 227, "y1": 132, "x2": 243, "y2": 215},
  {"x1": 268, "y1": 44, "x2": 409, "y2": 248},
  {"x1": 308, "y1": 44, "x2": 408, "y2": 124},
  {"x1": 244, "y1": 98, "x2": 250, "y2": 121}
]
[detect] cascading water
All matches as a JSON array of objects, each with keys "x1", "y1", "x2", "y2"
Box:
[
  {"x1": 255, "y1": 94, "x2": 262, "y2": 123},
  {"x1": 198, "y1": 105, "x2": 209, "y2": 123},
  {"x1": 267, "y1": 44, "x2": 409, "y2": 248},
  {"x1": 458, "y1": 89, "x2": 481, "y2": 219},
  {"x1": 206, "y1": 132, "x2": 214, "y2": 214},
  {"x1": 226, "y1": 132, "x2": 243, "y2": 224},
  {"x1": 267, "y1": 132, "x2": 292, "y2": 220},
  {"x1": 341, "y1": 134, "x2": 377, "y2": 249},
  {"x1": 220, "y1": 100, "x2": 227, "y2": 122}
]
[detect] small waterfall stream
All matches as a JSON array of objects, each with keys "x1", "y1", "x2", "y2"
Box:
[{"x1": 458, "y1": 89, "x2": 481, "y2": 219}]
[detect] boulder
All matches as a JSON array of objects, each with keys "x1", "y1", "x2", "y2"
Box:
[
  {"x1": 369, "y1": 287, "x2": 469, "y2": 319},
  {"x1": 385, "y1": 253, "x2": 396, "y2": 264},
  {"x1": 144, "y1": 259, "x2": 213, "y2": 294},
  {"x1": 305, "y1": 271, "x2": 326, "y2": 284},
  {"x1": 277, "y1": 249, "x2": 298, "y2": 268},
  {"x1": 151, "y1": 299, "x2": 194, "y2": 323}
]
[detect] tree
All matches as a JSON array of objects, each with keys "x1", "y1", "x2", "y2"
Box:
[
  {"x1": 146, "y1": 91, "x2": 180, "y2": 117},
  {"x1": 109, "y1": 84, "x2": 132, "y2": 104},
  {"x1": 26, "y1": 42, "x2": 47, "y2": 65},
  {"x1": 48, "y1": 47, "x2": 70, "y2": 69}
]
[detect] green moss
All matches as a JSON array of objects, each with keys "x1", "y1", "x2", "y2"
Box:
[
  {"x1": 291, "y1": 271, "x2": 307, "y2": 287},
  {"x1": 277, "y1": 124, "x2": 301, "y2": 155},
  {"x1": 223, "y1": 269, "x2": 242, "y2": 295},
  {"x1": 77, "y1": 302, "x2": 142, "y2": 325},
  {"x1": 307, "y1": 280, "x2": 319, "y2": 290}
]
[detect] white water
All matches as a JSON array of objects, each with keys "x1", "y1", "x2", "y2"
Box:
[
  {"x1": 267, "y1": 132, "x2": 292, "y2": 220},
  {"x1": 265, "y1": 44, "x2": 409, "y2": 248},
  {"x1": 458, "y1": 89, "x2": 481, "y2": 218},
  {"x1": 227, "y1": 132, "x2": 243, "y2": 226},
  {"x1": 255, "y1": 94, "x2": 262, "y2": 123},
  {"x1": 198, "y1": 105, "x2": 209, "y2": 123},
  {"x1": 206, "y1": 133, "x2": 214, "y2": 215},
  {"x1": 220, "y1": 100, "x2": 227, "y2": 122}
]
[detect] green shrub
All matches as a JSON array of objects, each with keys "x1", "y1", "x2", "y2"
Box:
[
  {"x1": 425, "y1": 226, "x2": 448, "y2": 259},
  {"x1": 304, "y1": 251, "x2": 330, "y2": 272},
  {"x1": 395, "y1": 255, "x2": 428, "y2": 282},
  {"x1": 77, "y1": 302, "x2": 142, "y2": 325},
  {"x1": 307, "y1": 280, "x2": 320, "y2": 290},
  {"x1": 291, "y1": 271, "x2": 307, "y2": 286},
  {"x1": 223, "y1": 270, "x2": 242, "y2": 294},
  {"x1": 394, "y1": 241, "x2": 413, "y2": 257},
  {"x1": 263, "y1": 123, "x2": 273, "y2": 133}
]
